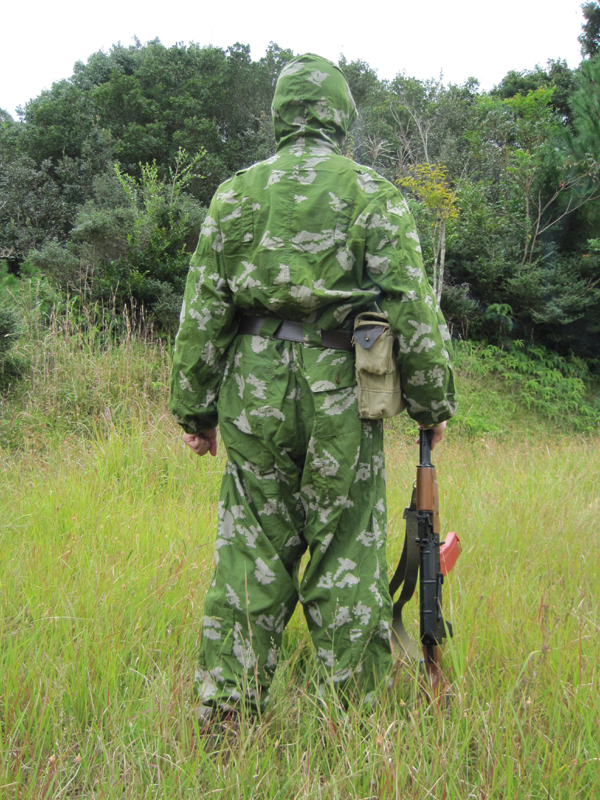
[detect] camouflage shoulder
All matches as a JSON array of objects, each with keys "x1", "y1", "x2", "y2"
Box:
[
  {"x1": 348, "y1": 164, "x2": 411, "y2": 218},
  {"x1": 351, "y1": 161, "x2": 388, "y2": 182},
  {"x1": 235, "y1": 152, "x2": 281, "y2": 177},
  {"x1": 207, "y1": 174, "x2": 246, "y2": 216},
  {"x1": 349, "y1": 162, "x2": 401, "y2": 198}
]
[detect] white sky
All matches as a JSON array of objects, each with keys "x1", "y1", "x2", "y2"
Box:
[{"x1": 2, "y1": 0, "x2": 585, "y2": 118}]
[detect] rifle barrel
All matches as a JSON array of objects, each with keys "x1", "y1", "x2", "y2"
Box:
[{"x1": 419, "y1": 428, "x2": 433, "y2": 466}]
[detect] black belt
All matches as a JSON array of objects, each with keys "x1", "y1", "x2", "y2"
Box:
[{"x1": 238, "y1": 316, "x2": 354, "y2": 352}]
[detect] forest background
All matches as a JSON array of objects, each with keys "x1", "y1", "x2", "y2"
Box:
[{"x1": 1, "y1": 2, "x2": 600, "y2": 401}]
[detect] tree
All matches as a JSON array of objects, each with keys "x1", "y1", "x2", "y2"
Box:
[
  {"x1": 567, "y1": 53, "x2": 600, "y2": 177},
  {"x1": 469, "y1": 88, "x2": 600, "y2": 265},
  {"x1": 398, "y1": 164, "x2": 458, "y2": 304},
  {"x1": 1, "y1": 40, "x2": 291, "y2": 271},
  {"x1": 0, "y1": 156, "x2": 70, "y2": 259},
  {"x1": 579, "y1": 2, "x2": 600, "y2": 58},
  {"x1": 388, "y1": 75, "x2": 480, "y2": 180},
  {"x1": 12, "y1": 40, "x2": 286, "y2": 210},
  {"x1": 491, "y1": 60, "x2": 575, "y2": 123}
]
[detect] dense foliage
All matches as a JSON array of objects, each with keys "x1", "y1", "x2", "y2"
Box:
[
  {"x1": 0, "y1": 41, "x2": 293, "y2": 334},
  {"x1": 1, "y1": 8, "x2": 600, "y2": 370}
]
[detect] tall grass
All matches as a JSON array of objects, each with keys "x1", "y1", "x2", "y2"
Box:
[
  {"x1": 0, "y1": 295, "x2": 170, "y2": 451},
  {"x1": 1, "y1": 317, "x2": 599, "y2": 798}
]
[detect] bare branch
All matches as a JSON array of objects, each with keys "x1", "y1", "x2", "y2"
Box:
[{"x1": 389, "y1": 102, "x2": 431, "y2": 166}]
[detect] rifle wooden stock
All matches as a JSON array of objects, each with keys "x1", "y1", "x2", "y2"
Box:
[{"x1": 416, "y1": 466, "x2": 440, "y2": 533}]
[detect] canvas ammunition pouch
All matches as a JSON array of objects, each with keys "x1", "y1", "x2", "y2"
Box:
[{"x1": 352, "y1": 311, "x2": 405, "y2": 420}]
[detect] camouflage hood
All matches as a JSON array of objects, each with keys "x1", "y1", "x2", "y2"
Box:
[{"x1": 271, "y1": 53, "x2": 357, "y2": 151}]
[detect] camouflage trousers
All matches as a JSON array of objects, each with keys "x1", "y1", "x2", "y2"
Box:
[{"x1": 196, "y1": 328, "x2": 394, "y2": 710}]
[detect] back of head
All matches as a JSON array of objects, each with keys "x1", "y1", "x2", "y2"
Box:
[{"x1": 271, "y1": 53, "x2": 357, "y2": 150}]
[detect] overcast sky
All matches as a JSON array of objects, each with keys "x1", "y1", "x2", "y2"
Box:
[{"x1": 2, "y1": 0, "x2": 585, "y2": 118}]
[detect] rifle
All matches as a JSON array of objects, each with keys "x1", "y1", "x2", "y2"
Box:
[{"x1": 389, "y1": 428, "x2": 460, "y2": 693}]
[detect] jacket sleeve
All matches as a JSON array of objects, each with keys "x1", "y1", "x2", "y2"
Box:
[
  {"x1": 362, "y1": 186, "x2": 457, "y2": 427},
  {"x1": 170, "y1": 195, "x2": 238, "y2": 433}
]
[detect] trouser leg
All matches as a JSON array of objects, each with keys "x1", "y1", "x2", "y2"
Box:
[
  {"x1": 298, "y1": 384, "x2": 394, "y2": 699},
  {"x1": 196, "y1": 461, "x2": 306, "y2": 711},
  {"x1": 195, "y1": 336, "x2": 307, "y2": 711}
]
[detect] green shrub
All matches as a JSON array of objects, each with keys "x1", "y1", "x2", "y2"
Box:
[
  {"x1": 452, "y1": 339, "x2": 600, "y2": 433},
  {"x1": 24, "y1": 150, "x2": 206, "y2": 335}
]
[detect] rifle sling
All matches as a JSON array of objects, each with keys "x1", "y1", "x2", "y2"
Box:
[{"x1": 389, "y1": 488, "x2": 423, "y2": 662}]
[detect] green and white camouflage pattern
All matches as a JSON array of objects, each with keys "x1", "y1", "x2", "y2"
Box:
[
  {"x1": 170, "y1": 53, "x2": 456, "y2": 709},
  {"x1": 198, "y1": 333, "x2": 393, "y2": 708}
]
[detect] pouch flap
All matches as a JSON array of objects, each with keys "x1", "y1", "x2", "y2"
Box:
[{"x1": 353, "y1": 324, "x2": 387, "y2": 350}]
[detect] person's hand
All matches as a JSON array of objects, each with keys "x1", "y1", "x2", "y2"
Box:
[
  {"x1": 417, "y1": 421, "x2": 447, "y2": 451},
  {"x1": 429, "y1": 421, "x2": 446, "y2": 451},
  {"x1": 182, "y1": 429, "x2": 218, "y2": 457}
]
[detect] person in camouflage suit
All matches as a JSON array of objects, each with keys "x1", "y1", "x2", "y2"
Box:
[{"x1": 170, "y1": 53, "x2": 456, "y2": 713}]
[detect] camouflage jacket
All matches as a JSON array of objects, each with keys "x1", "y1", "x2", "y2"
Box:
[{"x1": 170, "y1": 53, "x2": 456, "y2": 433}]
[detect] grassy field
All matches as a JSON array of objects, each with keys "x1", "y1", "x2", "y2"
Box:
[{"x1": 1, "y1": 324, "x2": 599, "y2": 798}]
